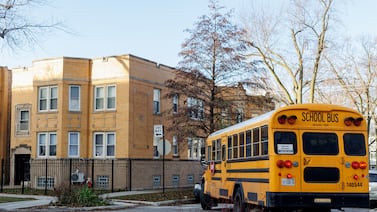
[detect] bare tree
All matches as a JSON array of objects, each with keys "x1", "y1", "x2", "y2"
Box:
[
  {"x1": 243, "y1": 0, "x2": 335, "y2": 104},
  {"x1": 0, "y1": 0, "x2": 63, "y2": 51},
  {"x1": 325, "y1": 36, "x2": 377, "y2": 136},
  {"x1": 165, "y1": 0, "x2": 268, "y2": 139}
]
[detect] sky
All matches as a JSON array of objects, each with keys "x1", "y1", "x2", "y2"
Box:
[{"x1": 2, "y1": 0, "x2": 377, "y2": 69}]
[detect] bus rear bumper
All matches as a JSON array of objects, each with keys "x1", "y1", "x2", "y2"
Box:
[{"x1": 266, "y1": 192, "x2": 369, "y2": 209}]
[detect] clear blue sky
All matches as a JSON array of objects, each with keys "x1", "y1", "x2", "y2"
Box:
[{"x1": 2, "y1": 0, "x2": 377, "y2": 68}]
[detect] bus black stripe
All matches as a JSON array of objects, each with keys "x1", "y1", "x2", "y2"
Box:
[
  {"x1": 227, "y1": 177, "x2": 269, "y2": 183},
  {"x1": 227, "y1": 168, "x2": 269, "y2": 173}
]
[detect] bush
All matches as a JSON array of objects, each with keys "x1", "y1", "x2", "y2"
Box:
[{"x1": 54, "y1": 183, "x2": 108, "y2": 207}]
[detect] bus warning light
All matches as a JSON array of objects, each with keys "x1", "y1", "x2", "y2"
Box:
[
  {"x1": 287, "y1": 116, "x2": 297, "y2": 124},
  {"x1": 278, "y1": 115, "x2": 287, "y2": 124}
]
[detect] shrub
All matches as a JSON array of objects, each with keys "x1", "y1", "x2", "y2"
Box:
[{"x1": 54, "y1": 183, "x2": 108, "y2": 207}]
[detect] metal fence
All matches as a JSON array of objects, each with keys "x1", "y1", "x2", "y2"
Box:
[{"x1": 0, "y1": 158, "x2": 203, "y2": 195}]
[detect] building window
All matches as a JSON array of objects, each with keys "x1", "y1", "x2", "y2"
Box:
[
  {"x1": 153, "y1": 89, "x2": 161, "y2": 114},
  {"x1": 94, "y1": 132, "x2": 115, "y2": 158},
  {"x1": 68, "y1": 132, "x2": 80, "y2": 157},
  {"x1": 69, "y1": 85, "x2": 80, "y2": 111},
  {"x1": 37, "y1": 132, "x2": 57, "y2": 157},
  {"x1": 37, "y1": 176, "x2": 55, "y2": 188},
  {"x1": 173, "y1": 135, "x2": 178, "y2": 156},
  {"x1": 38, "y1": 86, "x2": 58, "y2": 112},
  {"x1": 94, "y1": 85, "x2": 116, "y2": 111},
  {"x1": 187, "y1": 138, "x2": 204, "y2": 160},
  {"x1": 187, "y1": 97, "x2": 204, "y2": 120},
  {"x1": 15, "y1": 104, "x2": 31, "y2": 136},
  {"x1": 173, "y1": 94, "x2": 178, "y2": 113}
]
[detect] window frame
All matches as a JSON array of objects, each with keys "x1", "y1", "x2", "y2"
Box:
[
  {"x1": 69, "y1": 85, "x2": 81, "y2": 111},
  {"x1": 37, "y1": 132, "x2": 57, "y2": 158},
  {"x1": 68, "y1": 132, "x2": 80, "y2": 158},
  {"x1": 38, "y1": 86, "x2": 58, "y2": 112},
  {"x1": 93, "y1": 132, "x2": 116, "y2": 158},
  {"x1": 153, "y1": 88, "x2": 161, "y2": 114},
  {"x1": 94, "y1": 85, "x2": 116, "y2": 112}
]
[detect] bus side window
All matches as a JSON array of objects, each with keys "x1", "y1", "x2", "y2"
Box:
[
  {"x1": 212, "y1": 140, "x2": 216, "y2": 160},
  {"x1": 228, "y1": 136, "x2": 232, "y2": 159},
  {"x1": 246, "y1": 130, "x2": 252, "y2": 157},
  {"x1": 207, "y1": 145, "x2": 211, "y2": 161},
  {"x1": 261, "y1": 125, "x2": 268, "y2": 155},
  {"x1": 233, "y1": 134, "x2": 238, "y2": 159},
  {"x1": 253, "y1": 128, "x2": 260, "y2": 156},
  {"x1": 216, "y1": 139, "x2": 221, "y2": 160},
  {"x1": 222, "y1": 144, "x2": 226, "y2": 161},
  {"x1": 239, "y1": 132, "x2": 245, "y2": 158}
]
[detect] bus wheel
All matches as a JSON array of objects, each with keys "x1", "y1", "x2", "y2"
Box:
[
  {"x1": 233, "y1": 188, "x2": 246, "y2": 212},
  {"x1": 200, "y1": 183, "x2": 212, "y2": 210}
]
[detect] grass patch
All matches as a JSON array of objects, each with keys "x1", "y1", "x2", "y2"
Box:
[
  {"x1": 115, "y1": 188, "x2": 194, "y2": 202},
  {"x1": 0, "y1": 196, "x2": 35, "y2": 203}
]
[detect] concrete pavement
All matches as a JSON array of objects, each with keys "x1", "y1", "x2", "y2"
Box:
[{"x1": 0, "y1": 190, "x2": 170, "y2": 211}]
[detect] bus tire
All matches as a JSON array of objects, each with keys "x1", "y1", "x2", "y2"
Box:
[
  {"x1": 200, "y1": 182, "x2": 212, "y2": 210},
  {"x1": 233, "y1": 188, "x2": 246, "y2": 212}
]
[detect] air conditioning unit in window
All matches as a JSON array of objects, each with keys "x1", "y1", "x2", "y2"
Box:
[{"x1": 71, "y1": 172, "x2": 85, "y2": 183}]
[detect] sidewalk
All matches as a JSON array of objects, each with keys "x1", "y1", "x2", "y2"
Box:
[
  {"x1": 0, "y1": 190, "x2": 163, "y2": 211},
  {"x1": 0, "y1": 193, "x2": 56, "y2": 211}
]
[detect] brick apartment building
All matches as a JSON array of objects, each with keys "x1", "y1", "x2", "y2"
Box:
[{"x1": 0, "y1": 54, "x2": 274, "y2": 190}]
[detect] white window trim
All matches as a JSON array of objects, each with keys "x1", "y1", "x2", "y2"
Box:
[
  {"x1": 68, "y1": 132, "x2": 80, "y2": 158},
  {"x1": 94, "y1": 85, "x2": 116, "y2": 112},
  {"x1": 93, "y1": 132, "x2": 116, "y2": 158},
  {"x1": 69, "y1": 85, "x2": 81, "y2": 111},
  {"x1": 38, "y1": 86, "x2": 58, "y2": 112},
  {"x1": 37, "y1": 132, "x2": 57, "y2": 158}
]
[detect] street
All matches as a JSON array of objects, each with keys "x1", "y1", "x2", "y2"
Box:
[{"x1": 110, "y1": 203, "x2": 375, "y2": 212}]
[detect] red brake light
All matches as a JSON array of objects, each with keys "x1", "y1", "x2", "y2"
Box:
[
  {"x1": 351, "y1": 161, "x2": 360, "y2": 169},
  {"x1": 278, "y1": 115, "x2": 287, "y2": 124},
  {"x1": 344, "y1": 117, "x2": 354, "y2": 126},
  {"x1": 287, "y1": 173, "x2": 292, "y2": 179},
  {"x1": 287, "y1": 116, "x2": 297, "y2": 124},
  {"x1": 276, "y1": 160, "x2": 284, "y2": 168},
  {"x1": 354, "y1": 117, "x2": 363, "y2": 126},
  {"x1": 359, "y1": 161, "x2": 367, "y2": 169},
  {"x1": 284, "y1": 160, "x2": 293, "y2": 168},
  {"x1": 353, "y1": 174, "x2": 359, "y2": 180}
]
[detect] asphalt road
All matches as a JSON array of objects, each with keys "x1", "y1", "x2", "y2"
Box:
[{"x1": 109, "y1": 203, "x2": 374, "y2": 212}]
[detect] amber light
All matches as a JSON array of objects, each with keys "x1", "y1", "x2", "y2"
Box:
[
  {"x1": 344, "y1": 117, "x2": 354, "y2": 126},
  {"x1": 287, "y1": 116, "x2": 297, "y2": 125},
  {"x1": 359, "y1": 161, "x2": 367, "y2": 169}
]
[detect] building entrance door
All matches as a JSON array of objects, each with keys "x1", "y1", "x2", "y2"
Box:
[{"x1": 14, "y1": 154, "x2": 30, "y2": 185}]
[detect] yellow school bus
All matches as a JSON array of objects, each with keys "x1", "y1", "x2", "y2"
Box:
[{"x1": 200, "y1": 104, "x2": 369, "y2": 211}]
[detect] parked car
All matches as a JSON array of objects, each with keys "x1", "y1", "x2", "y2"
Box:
[{"x1": 370, "y1": 170, "x2": 377, "y2": 207}]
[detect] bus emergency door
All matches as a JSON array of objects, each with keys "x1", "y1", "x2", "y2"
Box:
[{"x1": 300, "y1": 131, "x2": 343, "y2": 192}]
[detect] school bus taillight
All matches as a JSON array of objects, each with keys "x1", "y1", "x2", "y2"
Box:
[
  {"x1": 276, "y1": 160, "x2": 294, "y2": 168},
  {"x1": 351, "y1": 161, "x2": 367, "y2": 169}
]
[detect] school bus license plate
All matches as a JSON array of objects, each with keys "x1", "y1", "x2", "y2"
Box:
[{"x1": 282, "y1": 178, "x2": 295, "y2": 186}]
